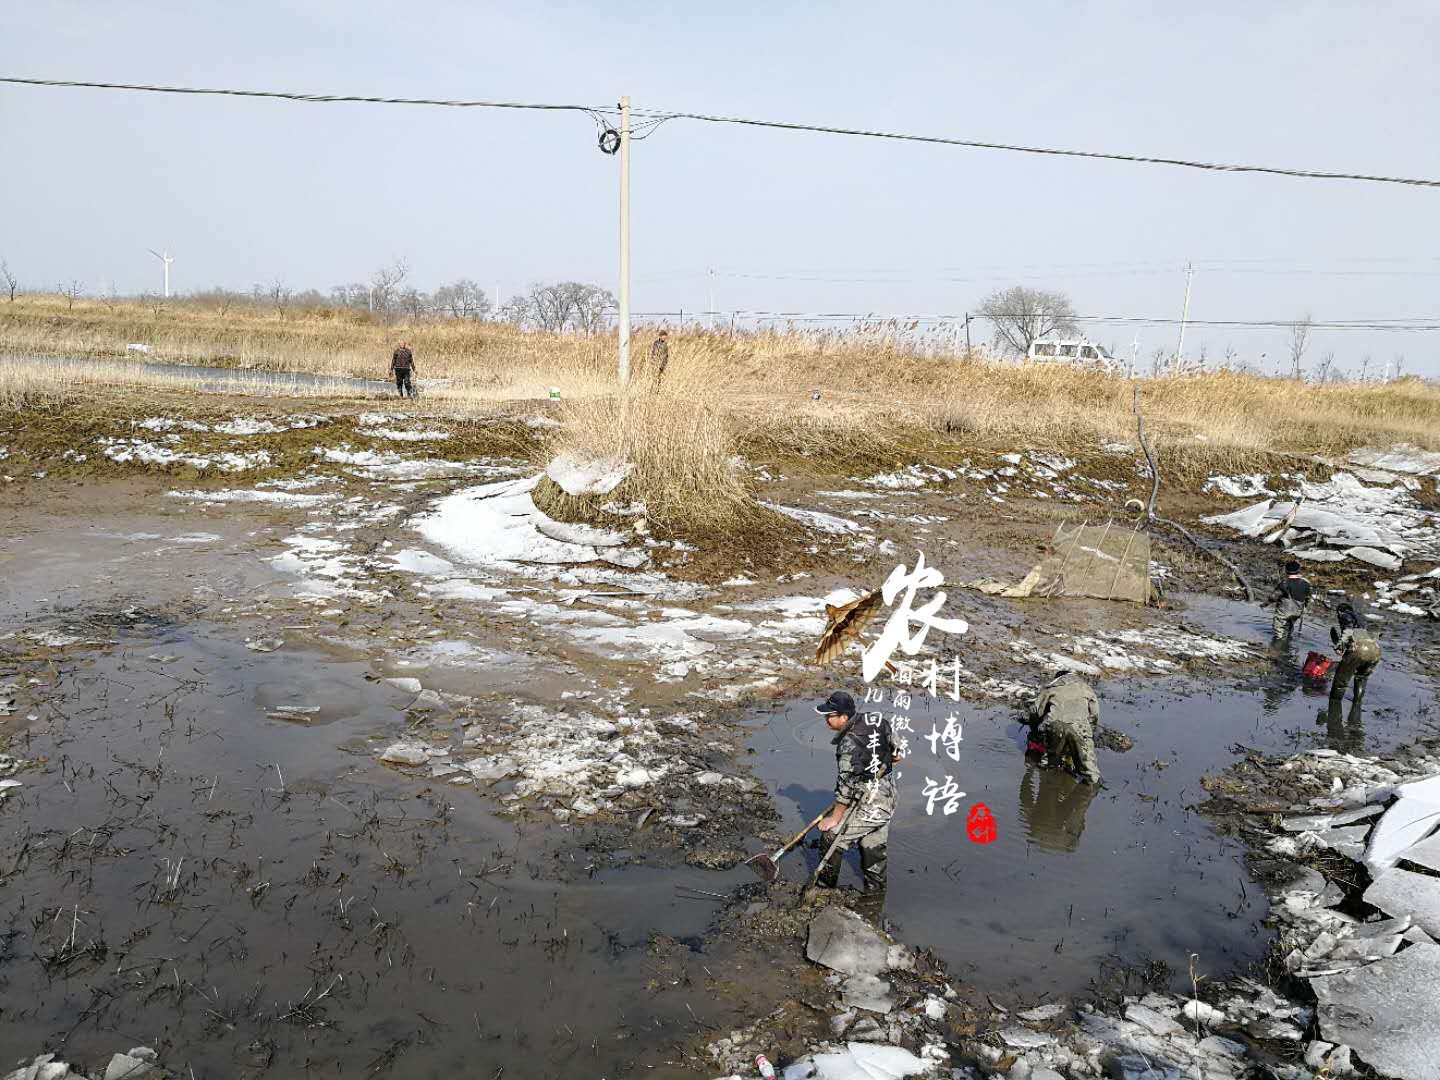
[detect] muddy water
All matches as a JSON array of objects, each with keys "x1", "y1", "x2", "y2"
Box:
[
  {"x1": 745, "y1": 593, "x2": 1439, "y2": 995},
  {"x1": 0, "y1": 626, "x2": 753, "y2": 1079},
  {"x1": 23, "y1": 354, "x2": 389, "y2": 394}
]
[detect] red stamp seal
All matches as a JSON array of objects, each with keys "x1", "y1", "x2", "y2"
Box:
[{"x1": 966, "y1": 802, "x2": 997, "y2": 844}]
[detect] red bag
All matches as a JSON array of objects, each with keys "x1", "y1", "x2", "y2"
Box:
[{"x1": 1302, "y1": 651, "x2": 1334, "y2": 679}]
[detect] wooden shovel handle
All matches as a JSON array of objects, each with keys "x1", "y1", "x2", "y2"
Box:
[{"x1": 772, "y1": 811, "x2": 828, "y2": 860}]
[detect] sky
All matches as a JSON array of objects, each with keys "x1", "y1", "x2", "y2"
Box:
[{"x1": 3, "y1": 2, "x2": 1439, "y2": 377}]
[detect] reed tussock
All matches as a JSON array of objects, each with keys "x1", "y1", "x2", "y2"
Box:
[{"x1": 532, "y1": 380, "x2": 773, "y2": 538}]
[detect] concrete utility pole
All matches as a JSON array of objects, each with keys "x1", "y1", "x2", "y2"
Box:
[
  {"x1": 617, "y1": 96, "x2": 632, "y2": 386},
  {"x1": 1174, "y1": 262, "x2": 1194, "y2": 370},
  {"x1": 147, "y1": 249, "x2": 173, "y2": 298},
  {"x1": 709, "y1": 268, "x2": 716, "y2": 330},
  {"x1": 1129, "y1": 333, "x2": 1141, "y2": 379}
]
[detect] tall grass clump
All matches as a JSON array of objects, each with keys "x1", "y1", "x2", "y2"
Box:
[{"x1": 531, "y1": 385, "x2": 776, "y2": 538}]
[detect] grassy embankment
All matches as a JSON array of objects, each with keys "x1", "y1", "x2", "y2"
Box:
[{"x1": 4, "y1": 295, "x2": 1438, "y2": 537}]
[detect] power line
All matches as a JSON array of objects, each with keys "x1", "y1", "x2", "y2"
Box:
[
  {"x1": 630, "y1": 309, "x2": 1440, "y2": 331},
  {"x1": 5, "y1": 75, "x2": 1440, "y2": 190},
  {"x1": 0, "y1": 76, "x2": 609, "y2": 116},
  {"x1": 626, "y1": 106, "x2": 1440, "y2": 190},
  {"x1": 644, "y1": 266, "x2": 1440, "y2": 286}
]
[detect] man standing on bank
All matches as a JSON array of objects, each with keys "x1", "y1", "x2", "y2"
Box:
[
  {"x1": 648, "y1": 329, "x2": 670, "y2": 387},
  {"x1": 812, "y1": 690, "x2": 897, "y2": 894},
  {"x1": 390, "y1": 340, "x2": 416, "y2": 398}
]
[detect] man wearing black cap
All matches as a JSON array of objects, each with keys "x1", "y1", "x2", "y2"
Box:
[
  {"x1": 812, "y1": 690, "x2": 897, "y2": 893},
  {"x1": 1265, "y1": 559, "x2": 1312, "y2": 641}
]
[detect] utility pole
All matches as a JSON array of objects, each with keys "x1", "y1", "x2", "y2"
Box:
[
  {"x1": 617, "y1": 95, "x2": 632, "y2": 387},
  {"x1": 709, "y1": 268, "x2": 716, "y2": 330},
  {"x1": 147, "y1": 249, "x2": 173, "y2": 298},
  {"x1": 1129, "y1": 333, "x2": 1141, "y2": 379},
  {"x1": 964, "y1": 312, "x2": 972, "y2": 355},
  {"x1": 1174, "y1": 262, "x2": 1194, "y2": 371}
]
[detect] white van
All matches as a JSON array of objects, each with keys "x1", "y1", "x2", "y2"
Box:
[{"x1": 1025, "y1": 338, "x2": 1121, "y2": 372}]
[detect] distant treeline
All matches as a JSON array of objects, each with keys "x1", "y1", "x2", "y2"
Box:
[{"x1": 0, "y1": 254, "x2": 619, "y2": 335}]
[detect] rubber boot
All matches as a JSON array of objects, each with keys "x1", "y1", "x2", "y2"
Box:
[
  {"x1": 814, "y1": 842, "x2": 842, "y2": 889},
  {"x1": 860, "y1": 842, "x2": 887, "y2": 893}
]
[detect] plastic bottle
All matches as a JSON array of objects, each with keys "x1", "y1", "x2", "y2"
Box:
[{"x1": 755, "y1": 1053, "x2": 777, "y2": 1079}]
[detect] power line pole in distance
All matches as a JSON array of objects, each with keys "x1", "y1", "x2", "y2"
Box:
[{"x1": 1174, "y1": 262, "x2": 1194, "y2": 370}]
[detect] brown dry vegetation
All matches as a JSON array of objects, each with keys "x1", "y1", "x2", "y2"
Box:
[{"x1": 4, "y1": 294, "x2": 1438, "y2": 532}]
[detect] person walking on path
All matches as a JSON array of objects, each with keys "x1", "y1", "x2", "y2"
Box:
[
  {"x1": 1329, "y1": 601, "x2": 1382, "y2": 704},
  {"x1": 648, "y1": 330, "x2": 670, "y2": 388},
  {"x1": 1265, "y1": 559, "x2": 1312, "y2": 641},
  {"x1": 812, "y1": 690, "x2": 896, "y2": 894},
  {"x1": 390, "y1": 341, "x2": 416, "y2": 398},
  {"x1": 1025, "y1": 670, "x2": 1103, "y2": 785}
]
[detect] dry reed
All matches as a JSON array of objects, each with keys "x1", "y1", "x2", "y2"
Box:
[{"x1": 4, "y1": 295, "x2": 1439, "y2": 532}]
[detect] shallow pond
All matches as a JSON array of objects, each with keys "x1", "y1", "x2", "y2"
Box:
[
  {"x1": 0, "y1": 623, "x2": 761, "y2": 1079},
  {"x1": 744, "y1": 594, "x2": 1439, "y2": 994}
]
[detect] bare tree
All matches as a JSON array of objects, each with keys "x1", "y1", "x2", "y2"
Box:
[
  {"x1": 369, "y1": 258, "x2": 410, "y2": 318},
  {"x1": 499, "y1": 293, "x2": 535, "y2": 327},
  {"x1": 1222, "y1": 344, "x2": 1238, "y2": 371},
  {"x1": 977, "y1": 286, "x2": 1077, "y2": 357},
  {"x1": 1, "y1": 259, "x2": 16, "y2": 302},
  {"x1": 1360, "y1": 353, "x2": 1372, "y2": 382},
  {"x1": 433, "y1": 279, "x2": 491, "y2": 320},
  {"x1": 506, "y1": 281, "x2": 615, "y2": 333},
  {"x1": 1393, "y1": 354, "x2": 1407, "y2": 380},
  {"x1": 1314, "y1": 351, "x2": 1337, "y2": 383},
  {"x1": 1288, "y1": 315, "x2": 1312, "y2": 379},
  {"x1": 567, "y1": 282, "x2": 616, "y2": 334},
  {"x1": 397, "y1": 287, "x2": 432, "y2": 320},
  {"x1": 1149, "y1": 347, "x2": 1168, "y2": 377},
  {"x1": 59, "y1": 279, "x2": 84, "y2": 311},
  {"x1": 532, "y1": 283, "x2": 575, "y2": 332},
  {"x1": 329, "y1": 283, "x2": 372, "y2": 312},
  {"x1": 269, "y1": 278, "x2": 293, "y2": 320}
]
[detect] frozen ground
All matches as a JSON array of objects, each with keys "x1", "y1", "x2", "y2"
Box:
[{"x1": 1203, "y1": 449, "x2": 1440, "y2": 602}]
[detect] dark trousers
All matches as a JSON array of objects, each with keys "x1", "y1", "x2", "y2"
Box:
[{"x1": 394, "y1": 368, "x2": 414, "y2": 396}]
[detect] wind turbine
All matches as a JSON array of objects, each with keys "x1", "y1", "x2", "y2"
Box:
[{"x1": 147, "y1": 249, "x2": 173, "y2": 298}]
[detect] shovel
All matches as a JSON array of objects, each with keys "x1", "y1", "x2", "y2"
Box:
[{"x1": 744, "y1": 811, "x2": 827, "y2": 882}]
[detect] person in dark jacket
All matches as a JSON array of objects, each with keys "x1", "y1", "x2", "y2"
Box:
[
  {"x1": 1329, "y1": 601, "x2": 1382, "y2": 703},
  {"x1": 390, "y1": 341, "x2": 416, "y2": 398},
  {"x1": 648, "y1": 330, "x2": 670, "y2": 387},
  {"x1": 1266, "y1": 559, "x2": 1312, "y2": 641},
  {"x1": 812, "y1": 690, "x2": 896, "y2": 892}
]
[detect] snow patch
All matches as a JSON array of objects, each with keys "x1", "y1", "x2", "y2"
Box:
[
  {"x1": 417, "y1": 476, "x2": 648, "y2": 572},
  {"x1": 761, "y1": 502, "x2": 867, "y2": 535},
  {"x1": 546, "y1": 453, "x2": 634, "y2": 496},
  {"x1": 101, "y1": 439, "x2": 271, "y2": 473}
]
